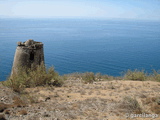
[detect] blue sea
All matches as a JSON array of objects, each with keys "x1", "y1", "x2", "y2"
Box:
[{"x1": 0, "y1": 18, "x2": 160, "y2": 81}]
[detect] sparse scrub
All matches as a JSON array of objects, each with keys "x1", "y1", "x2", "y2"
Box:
[
  {"x1": 50, "y1": 75, "x2": 64, "y2": 87},
  {"x1": 82, "y1": 72, "x2": 96, "y2": 83},
  {"x1": 107, "y1": 82, "x2": 115, "y2": 89},
  {"x1": 3, "y1": 63, "x2": 64, "y2": 93},
  {"x1": 124, "y1": 69, "x2": 146, "y2": 81},
  {"x1": 95, "y1": 72, "x2": 103, "y2": 80},
  {"x1": 64, "y1": 72, "x2": 82, "y2": 79},
  {"x1": 143, "y1": 96, "x2": 160, "y2": 114},
  {"x1": 95, "y1": 73, "x2": 116, "y2": 81},
  {"x1": 0, "y1": 69, "x2": 160, "y2": 119},
  {"x1": 80, "y1": 90, "x2": 86, "y2": 95},
  {"x1": 20, "y1": 93, "x2": 39, "y2": 104},
  {"x1": 150, "y1": 70, "x2": 160, "y2": 82},
  {"x1": 65, "y1": 72, "x2": 116, "y2": 82},
  {"x1": 119, "y1": 96, "x2": 142, "y2": 114},
  {"x1": 12, "y1": 96, "x2": 26, "y2": 107}
]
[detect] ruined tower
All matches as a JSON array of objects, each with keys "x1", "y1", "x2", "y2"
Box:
[{"x1": 11, "y1": 39, "x2": 44, "y2": 75}]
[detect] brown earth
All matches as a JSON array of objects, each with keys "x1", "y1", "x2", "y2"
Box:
[{"x1": 0, "y1": 79, "x2": 160, "y2": 120}]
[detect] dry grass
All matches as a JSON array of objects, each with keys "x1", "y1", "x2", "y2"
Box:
[
  {"x1": 12, "y1": 96, "x2": 26, "y2": 107},
  {"x1": 0, "y1": 79, "x2": 160, "y2": 120},
  {"x1": 142, "y1": 96, "x2": 160, "y2": 114},
  {"x1": 118, "y1": 96, "x2": 142, "y2": 114},
  {"x1": 4, "y1": 67, "x2": 160, "y2": 94},
  {"x1": 1, "y1": 68, "x2": 160, "y2": 119}
]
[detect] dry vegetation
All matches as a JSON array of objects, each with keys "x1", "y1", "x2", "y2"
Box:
[
  {"x1": 0, "y1": 67, "x2": 160, "y2": 120},
  {"x1": 2, "y1": 64, "x2": 64, "y2": 93}
]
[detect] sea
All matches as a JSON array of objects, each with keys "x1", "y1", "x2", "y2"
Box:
[{"x1": 0, "y1": 18, "x2": 160, "y2": 81}]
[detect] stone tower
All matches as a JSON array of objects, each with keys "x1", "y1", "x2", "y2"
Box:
[{"x1": 11, "y1": 39, "x2": 44, "y2": 75}]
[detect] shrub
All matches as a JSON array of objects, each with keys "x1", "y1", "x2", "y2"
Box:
[
  {"x1": 143, "y1": 96, "x2": 160, "y2": 114},
  {"x1": 95, "y1": 73, "x2": 110, "y2": 81},
  {"x1": 95, "y1": 72, "x2": 102, "y2": 80},
  {"x1": 124, "y1": 69, "x2": 146, "y2": 81},
  {"x1": 50, "y1": 73, "x2": 64, "y2": 87},
  {"x1": 82, "y1": 72, "x2": 96, "y2": 83},
  {"x1": 3, "y1": 63, "x2": 63, "y2": 93},
  {"x1": 119, "y1": 96, "x2": 142, "y2": 114},
  {"x1": 43, "y1": 66, "x2": 64, "y2": 87},
  {"x1": 151, "y1": 70, "x2": 160, "y2": 82}
]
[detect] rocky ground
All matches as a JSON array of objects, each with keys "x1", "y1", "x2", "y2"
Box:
[{"x1": 0, "y1": 79, "x2": 160, "y2": 120}]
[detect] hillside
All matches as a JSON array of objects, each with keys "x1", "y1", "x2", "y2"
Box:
[{"x1": 0, "y1": 79, "x2": 160, "y2": 120}]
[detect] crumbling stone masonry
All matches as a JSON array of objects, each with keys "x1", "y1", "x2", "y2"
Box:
[{"x1": 11, "y1": 39, "x2": 44, "y2": 75}]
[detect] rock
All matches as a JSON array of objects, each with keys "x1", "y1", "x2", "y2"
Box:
[
  {"x1": 17, "y1": 42, "x2": 22, "y2": 46},
  {"x1": 25, "y1": 39, "x2": 34, "y2": 46},
  {"x1": 0, "y1": 98, "x2": 5, "y2": 102}
]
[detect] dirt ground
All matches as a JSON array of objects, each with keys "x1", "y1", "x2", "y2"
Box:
[{"x1": 0, "y1": 79, "x2": 160, "y2": 120}]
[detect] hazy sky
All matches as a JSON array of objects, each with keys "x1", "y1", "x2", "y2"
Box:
[{"x1": 0, "y1": 0, "x2": 160, "y2": 20}]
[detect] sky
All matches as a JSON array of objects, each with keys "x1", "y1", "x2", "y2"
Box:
[{"x1": 0, "y1": 0, "x2": 160, "y2": 20}]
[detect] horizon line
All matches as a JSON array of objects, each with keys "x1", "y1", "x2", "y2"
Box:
[{"x1": 0, "y1": 16, "x2": 160, "y2": 22}]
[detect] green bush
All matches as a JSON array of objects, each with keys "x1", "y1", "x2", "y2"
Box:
[
  {"x1": 82, "y1": 72, "x2": 96, "y2": 83},
  {"x1": 151, "y1": 70, "x2": 160, "y2": 82},
  {"x1": 3, "y1": 63, "x2": 64, "y2": 93},
  {"x1": 124, "y1": 69, "x2": 146, "y2": 81}
]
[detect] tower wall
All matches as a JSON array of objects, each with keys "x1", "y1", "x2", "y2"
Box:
[{"x1": 11, "y1": 39, "x2": 44, "y2": 75}]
